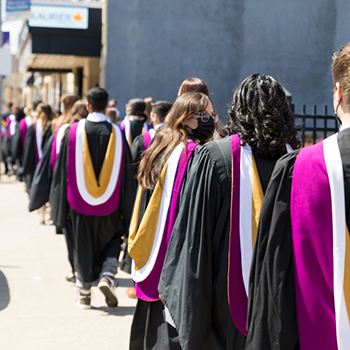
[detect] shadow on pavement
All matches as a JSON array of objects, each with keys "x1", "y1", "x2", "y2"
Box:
[
  {"x1": 92, "y1": 305, "x2": 135, "y2": 316},
  {"x1": 0, "y1": 270, "x2": 10, "y2": 312},
  {"x1": 116, "y1": 277, "x2": 134, "y2": 288}
]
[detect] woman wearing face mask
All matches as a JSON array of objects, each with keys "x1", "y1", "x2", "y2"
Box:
[
  {"x1": 178, "y1": 76, "x2": 226, "y2": 139},
  {"x1": 127, "y1": 92, "x2": 218, "y2": 349}
]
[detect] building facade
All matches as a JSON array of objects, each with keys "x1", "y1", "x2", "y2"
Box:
[
  {"x1": 13, "y1": 0, "x2": 102, "y2": 111},
  {"x1": 104, "y1": 0, "x2": 350, "y2": 121}
]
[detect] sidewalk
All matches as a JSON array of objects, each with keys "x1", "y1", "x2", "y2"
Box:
[{"x1": 0, "y1": 174, "x2": 136, "y2": 350}]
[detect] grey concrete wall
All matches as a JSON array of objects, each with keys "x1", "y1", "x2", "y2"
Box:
[{"x1": 105, "y1": 0, "x2": 350, "y2": 122}]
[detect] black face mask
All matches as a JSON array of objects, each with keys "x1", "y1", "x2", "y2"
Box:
[{"x1": 187, "y1": 117, "x2": 215, "y2": 142}]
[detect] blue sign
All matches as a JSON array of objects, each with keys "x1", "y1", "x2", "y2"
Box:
[{"x1": 6, "y1": 0, "x2": 31, "y2": 12}]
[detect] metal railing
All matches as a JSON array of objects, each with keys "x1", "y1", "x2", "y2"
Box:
[{"x1": 294, "y1": 105, "x2": 339, "y2": 146}]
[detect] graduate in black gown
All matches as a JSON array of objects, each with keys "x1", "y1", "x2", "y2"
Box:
[
  {"x1": 120, "y1": 99, "x2": 151, "y2": 147},
  {"x1": 245, "y1": 42, "x2": 350, "y2": 350},
  {"x1": 121, "y1": 101, "x2": 172, "y2": 299},
  {"x1": 158, "y1": 74, "x2": 301, "y2": 350},
  {"x1": 22, "y1": 104, "x2": 55, "y2": 224},
  {"x1": 130, "y1": 101, "x2": 172, "y2": 167},
  {"x1": 29, "y1": 100, "x2": 88, "y2": 282},
  {"x1": 11, "y1": 107, "x2": 32, "y2": 181},
  {"x1": 4, "y1": 106, "x2": 25, "y2": 178},
  {"x1": 128, "y1": 92, "x2": 218, "y2": 349},
  {"x1": 50, "y1": 87, "x2": 136, "y2": 309},
  {"x1": 21, "y1": 103, "x2": 55, "y2": 193}
]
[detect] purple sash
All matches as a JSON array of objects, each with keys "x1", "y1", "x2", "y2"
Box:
[
  {"x1": 120, "y1": 120, "x2": 151, "y2": 139},
  {"x1": 34, "y1": 121, "x2": 41, "y2": 165},
  {"x1": 135, "y1": 141, "x2": 197, "y2": 301},
  {"x1": 19, "y1": 118, "x2": 28, "y2": 146},
  {"x1": 143, "y1": 122, "x2": 151, "y2": 131},
  {"x1": 51, "y1": 131, "x2": 59, "y2": 173},
  {"x1": 119, "y1": 120, "x2": 125, "y2": 133},
  {"x1": 6, "y1": 115, "x2": 15, "y2": 139},
  {"x1": 1, "y1": 125, "x2": 6, "y2": 137},
  {"x1": 227, "y1": 134, "x2": 249, "y2": 335},
  {"x1": 291, "y1": 141, "x2": 337, "y2": 349},
  {"x1": 143, "y1": 130, "x2": 152, "y2": 151},
  {"x1": 66, "y1": 122, "x2": 123, "y2": 216}
]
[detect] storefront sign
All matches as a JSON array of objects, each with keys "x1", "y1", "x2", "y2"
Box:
[
  {"x1": 29, "y1": 5, "x2": 89, "y2": 29},
  {"x1": 31, "y1": 0, "x2": 102, "y2": 8},
  {"x1": 6, "y1": 0, "x2": 31, "y2": 20},
  {"x1": 6, "y1": 0, "x2": 31, "y2": 12}
]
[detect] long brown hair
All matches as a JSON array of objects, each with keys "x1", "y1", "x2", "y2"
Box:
[
  {"x1": 66, "y1": 100, "x2": 88, "y2": 124},
  {"x1": 38, "y1": 104, "x2": 56, "y2": 132},
  {"x1": 177, "y1": 77, "x2": 210, "y2": 97},
  {"x1": 137, "y1": 92, "x2": 212, "y2": 190},
  {"x1": 60, "y1": 93, "x2": 80, "y2": 123}
]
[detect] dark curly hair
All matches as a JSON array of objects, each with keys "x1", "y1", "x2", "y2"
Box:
[{"x1": 224, "y1": 74, "x2": 301, "y2": 159}]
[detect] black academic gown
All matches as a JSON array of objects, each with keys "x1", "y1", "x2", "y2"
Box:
[
  {"x1": 29, "y1": 133, "x2": 54, "y2": 211},
  {"x1": 158, "y1": 136, "x2": 277, "y2": 350},
  {"x1": 128, "y1": 119, "x2": 147, "y2": 144},
  {"x1": 130, "y1": 133, "x2": 145, "y2": 168},
  {"x1": 129, "y1": 146, "x2": 199, "y2": 350},
  {"x1": 29, "y1": 133, "x2": 75, "y2": 271},
  {"x1": 120, "y1": 133, "x2": 145, "y2": 275},
  {"x1": 22, "y1": 122, "x2": 52, "y2": 194},
  {"x1": 245, "y1": 128, "x2": 350, "y2": 350},
  {"x1": 130, "y1": 126, "x2": 163, "y2": 170},
  {"x1": 121, "y1": 128, "x2": 158, "y2": 274},
  {"x1": 11, "y1": 123, "x2": 24, "y2": 180},
  {"x1": 49, "y1": 120, "x2": 136, "y2": 284}
]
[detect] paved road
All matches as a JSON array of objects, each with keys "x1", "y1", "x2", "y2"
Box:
[{"x1": 0, "y1": 174, "x2": 136, "y2": 350}]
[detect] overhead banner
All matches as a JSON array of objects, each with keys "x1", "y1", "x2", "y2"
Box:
[
  {"x1": 29, "y1": 5, "x2": 89, "y2": 29},
  {"x1": 31, "y1": 0, "x2": 102, "y2": 8},
  {"x1": 6, "y1": 0, "x2": 31, "y2": 20},
  {"x1": 6, "y1": 0, "x2": 30, "y2": 11}
]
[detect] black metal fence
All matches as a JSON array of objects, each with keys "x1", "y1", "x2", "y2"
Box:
[{"x1": 293, "y1": 105, "x2": 340, "y2": 146}]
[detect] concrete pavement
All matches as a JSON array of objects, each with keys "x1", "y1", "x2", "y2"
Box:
[{"x1": 0, "y1": 174, "x2": 136, "y2": 350}]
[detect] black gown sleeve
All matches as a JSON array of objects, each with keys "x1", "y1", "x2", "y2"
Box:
[
  {"x1": 130, "y1": 133, "x2": 144, "y2": 168},
  {"x1": 158, "y1": 145, "x2": 228, "y2": 350},
  {"x1": 29, "y1": 135, "x2": 54, "y2": 211},
  {"x1": 119, "y1": 136, "x2": 137, "y2": 237},
  {"x1": 21, "y1": 125, "x2": 36, "y2": 177},
  {"x1": 42, "y1": 122, "x2": 53, "y2": 149},
  {"x1": 49, "y1": 129, "x2": 70, "y2": 231},
  {"x1": 11, "y1": 124, "x2": 23, "y2": 162},
  {"x1": 246, "y1": 150, "x2": 300, "y2": 350}
]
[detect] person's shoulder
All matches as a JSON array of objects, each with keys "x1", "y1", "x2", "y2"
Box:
[
  {"x1": 275, "y1": 149, "x2": 300, "y2": 167},
  {"x1": 286, "y1": 139, "x2": 326, "y2": 169},
  {"x1": 200, "y1": 136, "x2": 232, "y2": 159},
  {"x1": 271, "y1": 149, "x2": 301, "y2": 183},
  {"x1": 195, "y1": 137, "x2": 232, "y2": 186},
  {"x1": 131, "y1": 133, "x2": 144, "y2": 147}
]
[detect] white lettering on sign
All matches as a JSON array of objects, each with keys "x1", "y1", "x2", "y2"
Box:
[{"x1": 29, "y1": 5, "x2": 89, "y2": 29}]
